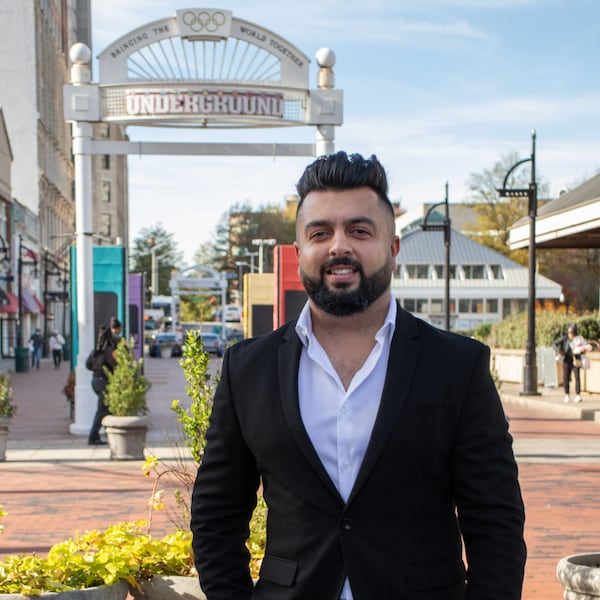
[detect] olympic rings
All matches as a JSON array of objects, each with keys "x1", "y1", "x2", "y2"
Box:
[{"x1": 181, "y1": 10, "x2": 226, "y2": 33}]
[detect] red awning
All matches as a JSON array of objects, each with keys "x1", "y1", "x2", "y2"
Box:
[{"x1": 0, "y1": 289, "x2": 19, "y2": 314}]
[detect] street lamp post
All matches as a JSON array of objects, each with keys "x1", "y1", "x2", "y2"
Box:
[
  {"x1": 15, "y1": 235, "x2": 40, "y2": 372},
  {"x1": 252, "y1": 239, "x2": 277, "y2": 274},
  {"x1": 496, "y1": 129, "x2": 540, "y2": 396},
  {"x1": 421, "y1": 183, "x2": 452, "y2": 331},
  {"x1": 43, "y1": 251, "x2": 63, "y2": 357}
]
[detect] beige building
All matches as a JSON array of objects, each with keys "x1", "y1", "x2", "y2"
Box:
[{"x1": 0, "y1": 1, "x2": 129, "y2": 352}]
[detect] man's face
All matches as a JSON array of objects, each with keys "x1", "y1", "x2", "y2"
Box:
[{"x1": 294, "y1": 187, "x2": 399, "y2": 317}]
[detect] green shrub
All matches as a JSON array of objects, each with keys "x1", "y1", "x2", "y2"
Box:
[
  {"x1": 489, "y1": 311, "x2": 600, "y2": 349},
  {"x1": 472, "y1": 323, "x2": 492, "y2": 343},
  {"x1": 144, "y1": 330, "x2": 267, "y2": 578},
  {"x1": 0, "y1": 521, "x2": 195, "y2": 595},
  {"x1": 103, "y1": 339, "x2": 151, "y2": 416},
  {"x1": 171, "y1": 330, "x2": 217, "y2": 464},
  {"x1": 0, "y1": 372, "x2": 16, "y2": 418}
]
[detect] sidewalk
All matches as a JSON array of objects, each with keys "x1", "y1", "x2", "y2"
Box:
[
  {"x1": 2, "y1": 353, "x2": 191, "y2": 459},
  {"x1": 2, "y1": 357, "x2": 600, "y2": 599}
]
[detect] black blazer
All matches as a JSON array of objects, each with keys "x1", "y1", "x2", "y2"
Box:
[{"x1": 191, "y1": 305, "x2": 526, "y2": 600}]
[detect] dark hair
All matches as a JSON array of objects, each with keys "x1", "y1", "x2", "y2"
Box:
[
  {"x1": 96, "y1": 325, "x2": 114, "y2": 351},
  {"x1": 110, "y1": 316, "x2": 121, "y2": 330},
  {"x1": 295, "y1": 151, "x2": 394, "y2": 218},
  {"x1": 568, "y1": 324, "x2": 577, "y2": 335}
]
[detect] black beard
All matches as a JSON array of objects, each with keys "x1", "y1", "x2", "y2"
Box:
[{"x1": 300, "y1": 257, "x2": 391, "y2": 317}]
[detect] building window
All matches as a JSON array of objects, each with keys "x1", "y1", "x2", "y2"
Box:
[
  {"x1": 416, "y1": 299, "x2": 428, "y2": 313},
  {"x1": 433, "y1": 264, "x2": 457, "y2": 279},
  {"x1": 472, "y1": 299, "x2": 484, "y2": 313},
  {"x1": 503, "y1": 298, "x2": 512, "y2": 316},
  {"x1": 406, "y1": 265, "x2": 429, "y2": 279},
  {"x1": 487, "y1": 299, "x2": 498, "y2": 313},
  {"x1": 459, "y1": 299, "x2": 470, "y2": 313},
  {"x1": 101, "y1": 181, "x2": 111, "y2": 203},
  {"x1": 430, "y1": 300, "x2": 443, "y2": 313},
  {"x1": 463, "y1": 265, "x2": 486, "y2": 279},
  {"x1": 100, "y1": 213, "x2": 111, "y2": 237},
  {"x1": 101, "y1": 155, "x2": 110, "y2": 170},
  {"x1": 490, "y1": 265, "x2": 504, "y2": 279},
  {"x1": 404, "y1": 299, "x2": 416, "y2": 312}
]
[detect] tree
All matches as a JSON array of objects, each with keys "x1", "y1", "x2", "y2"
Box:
[
  {"x1": 464, "y1": 152, "x2": 549, "y2": 264},
  {"x1": 130, "y1": 224, "x2": 184, "y2": 300},
  {"x1": 540, "y1": 247, "x2": 600, "y2": 312},
  {"x1": 193, "y1": 201, "x2": 296, "y2": 274}
]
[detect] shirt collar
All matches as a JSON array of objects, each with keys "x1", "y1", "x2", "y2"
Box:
[{"x1": 295, "y1": 293, "x2": 396, "y2": 348}]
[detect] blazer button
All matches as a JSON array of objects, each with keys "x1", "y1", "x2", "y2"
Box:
[{"x1": 342, "y1": 519, "x2": 352, "y2": 531}]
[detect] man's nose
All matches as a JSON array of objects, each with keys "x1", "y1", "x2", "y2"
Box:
[{"x1": 328, "y1": 231, "x2": 352, "y2": 255}]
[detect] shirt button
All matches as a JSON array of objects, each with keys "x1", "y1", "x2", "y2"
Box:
[
  {"x1": 342, "y1": 519, "x2": 352, "y2": 531},
  {"x1": 340, "y1": 406, "x2": 348, "y2": 414},
  {"x1": 342, "y1": 462, "x2": 349, "y2": 470}
]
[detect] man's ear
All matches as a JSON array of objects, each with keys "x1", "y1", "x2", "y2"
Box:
[{"x1": 293, "y1": 241, "x2": 300, "y2": 258}]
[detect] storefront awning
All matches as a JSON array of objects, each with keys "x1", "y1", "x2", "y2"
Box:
[
  {"x1": 22, "y1": 288, "x2": 42, "y2": 314},
  {"x1": 33, "y1": 294, "x2": 45, "y2": 314},
  {"x1": 0, "y1": 289, "x2": 19, "y2": 314}
]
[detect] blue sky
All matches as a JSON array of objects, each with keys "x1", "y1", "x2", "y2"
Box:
[{"x1": 91, "y1": 0, "x2": 600, "y2": 263}]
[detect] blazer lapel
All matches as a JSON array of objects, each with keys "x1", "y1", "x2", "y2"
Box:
[
  {"x1": 348, "y1": 306, "x2": 421, "y2": 503},
  {"x1": 278, "y1": 326, "x2": 343, "y2": 502}
]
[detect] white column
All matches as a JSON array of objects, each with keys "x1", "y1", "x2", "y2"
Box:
[
  {"x1": 316, "y1": 125, "x2": 335, "y2": 157},
  {"x1": 69, "y1": 120, "x2": 96, "y2": 435},
  {"x1": 315, "y1": 48, "x2": 337, "y2": 156}
]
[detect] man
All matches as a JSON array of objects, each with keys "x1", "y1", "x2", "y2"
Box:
[
  {"x1": 191, "y1": 152, "x2": 526, "y2": 599},
  {"x1": 29, "y1": 328, "x2": 44, "y2": 369},
  {"x1": 48, "y1": 330, "x2": 66, "y2": 368}
]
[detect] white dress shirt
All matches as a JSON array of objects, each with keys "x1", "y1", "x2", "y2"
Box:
[{"x1": 295, "y1": 295, "x2": 396, "y2": 600}]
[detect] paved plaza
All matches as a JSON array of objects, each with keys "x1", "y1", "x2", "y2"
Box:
[{"x1": 1, "y1": 354, "x2": 600, "y2": 598}]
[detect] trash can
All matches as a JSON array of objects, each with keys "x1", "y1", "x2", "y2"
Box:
[
  {"x1": 62, "y1": 344, "x2": 70, "y2": 361},
  {"x1": 15, "y1": 347, "x2": 29, "y2": 373}
]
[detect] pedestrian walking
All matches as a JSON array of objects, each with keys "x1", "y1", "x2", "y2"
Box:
[
  {"x1": 86, "y1": 325, "x2": 117, "y2": 445},
  {"x1": 190, "y1": 151, "x2": 526, "y2": 599},
  {"x1": 29, "y1": 328, "x2": 43, "y2": 369},
  {"x1": 554, "y1": 324, "x2": 593, "y2": 403},
  {"x1": 48, "y1": 331, "x2": 65, "y2": 368}
]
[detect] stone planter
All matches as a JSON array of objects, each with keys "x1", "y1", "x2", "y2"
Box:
[
  {"x1": 0, "y1": 581, "x2": 128, "y2": 600},
  {"x1": 102, "y1": 415, "x2": 149, "y2": 460},
  {"x1": 129, "y1": 576, "x2": 206, "y2": 600},
  {"x1": 0, "y1": 417, "x2": 10, "y2": 461},
  {"x1": 557, "y1": 553, "x2": 600, "y2": 599},
  {"x1": 161, "y1": 344, "x2": 173, "y2": 358}
]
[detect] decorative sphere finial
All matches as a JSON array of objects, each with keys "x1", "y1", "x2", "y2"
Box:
[
  {"x1": 315, "y1": 48, "x2": 336, "y2": 68},
  {"x1": 70, "y1": 43, "x2": 91, "y2": 65}
]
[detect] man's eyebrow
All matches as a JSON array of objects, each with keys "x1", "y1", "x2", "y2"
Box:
[{"x1": 304, "y1": 216, "x2": 376, "y2": 231}]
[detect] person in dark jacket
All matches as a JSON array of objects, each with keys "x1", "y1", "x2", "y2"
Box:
[
  {"x1": 190, "y1": 151, "x2": 526, "y2": 600},
  {"x1": 29, "y1": 328, "x2": 44, "y2": 369},
  {"x1": 87, "y1": 325, "x2": 118, "y2": 445},
  {"x1": 553, "y1": 324, "x2": 592, "y2": 403}
]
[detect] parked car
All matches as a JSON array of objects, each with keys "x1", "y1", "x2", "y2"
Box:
[
  {"x1": 200, "y1": 332, "x2": 225, "y2": 357},
  {"x1": 149, "y1": 332, "x2": 183, "y2": 357}
]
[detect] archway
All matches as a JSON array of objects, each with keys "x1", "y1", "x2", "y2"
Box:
[{"x1": 64, "y1": 8, "x2": 343, "y2": 434}]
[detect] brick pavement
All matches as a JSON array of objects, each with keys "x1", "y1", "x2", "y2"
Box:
[{"x1": 2, "y1": 356, "x2": 600, "y2": 599}]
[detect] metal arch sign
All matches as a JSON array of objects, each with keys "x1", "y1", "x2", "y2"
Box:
[
  {"x1": 170, "y1": 265, "x2": 227, "y2": 293},
  {"x1": 92, "y1": 8, "x2": 339, "y2": 129}
]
